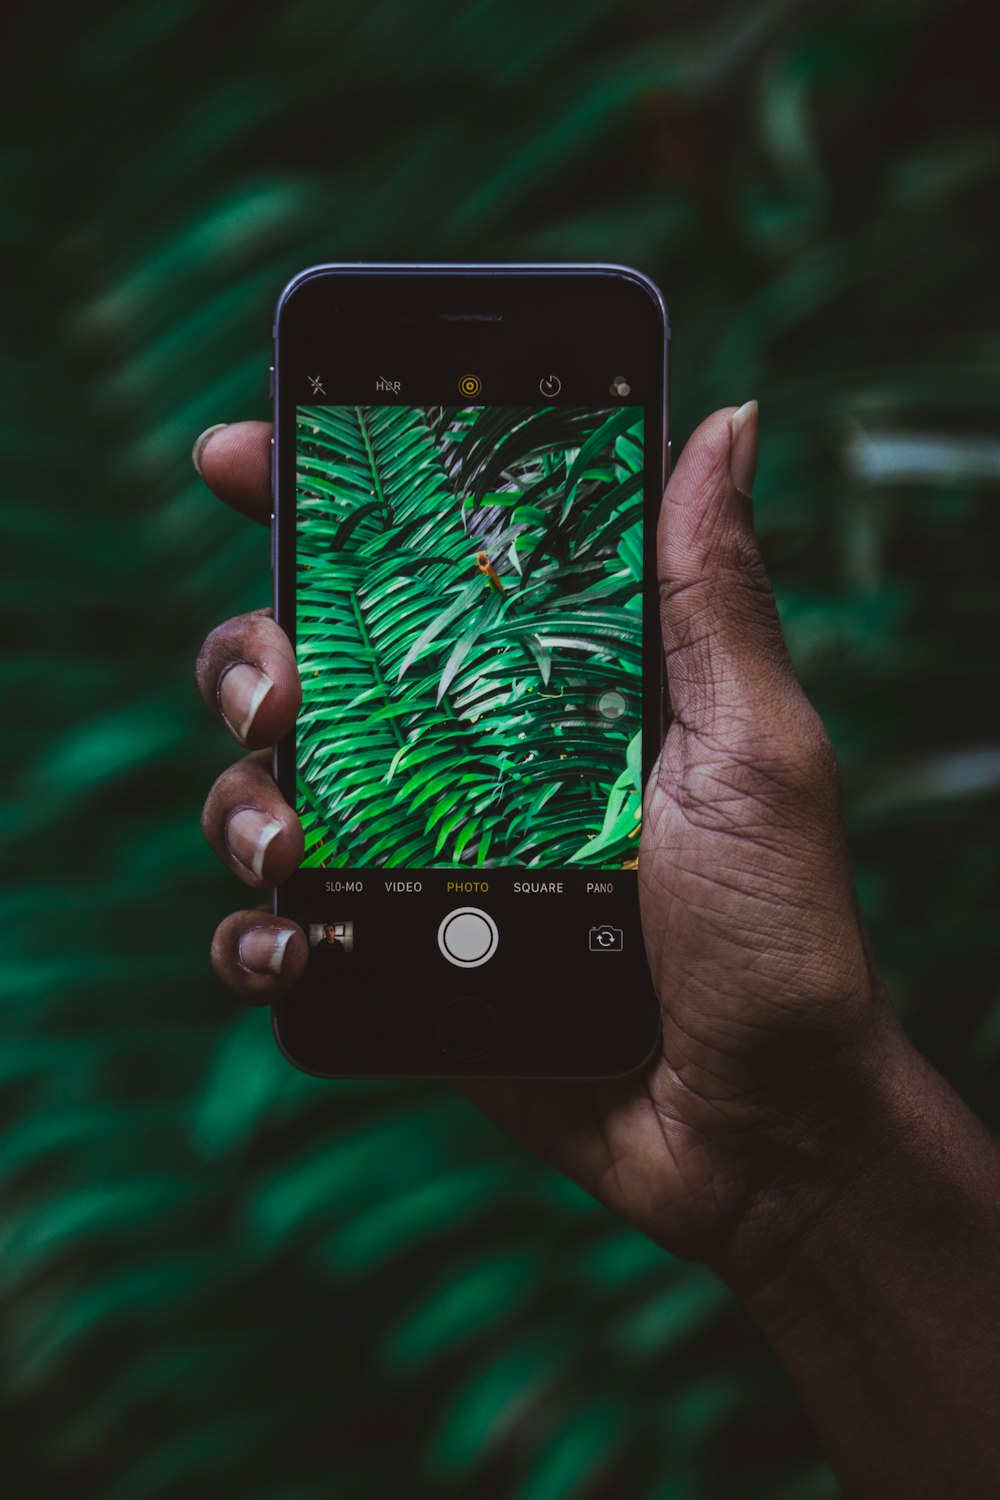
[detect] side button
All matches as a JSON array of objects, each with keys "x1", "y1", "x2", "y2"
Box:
[
  {"x1": 270, "y1": 436, "x2": 276, "y2": 572},
  {"x1": 437, "y1": 997, "x2": 496, "y2": 1063},
  {"x1": 269, "y1": 364, "x2": 275, "y2": 398}
]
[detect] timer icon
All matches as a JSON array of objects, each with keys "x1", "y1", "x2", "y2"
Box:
[{"x1": 539, "y1": 374, "x2": 562, "y2": 397}]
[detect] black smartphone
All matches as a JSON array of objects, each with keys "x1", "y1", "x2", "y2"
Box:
[{"x1": 271, "y1": 263, "x2": 669, "y2": 1079}]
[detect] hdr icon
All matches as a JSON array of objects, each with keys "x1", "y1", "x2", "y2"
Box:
[{"x1": 375, "y1": 375, "x2": 401, "y2": 393}]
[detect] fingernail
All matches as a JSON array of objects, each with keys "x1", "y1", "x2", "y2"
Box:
[
  {"x1": 225, "y1": 808, "x2": 283, "y2": 880},
  {"x1": 238, "y1": 925, "x2": 293, "y2": 976},
  {"x1": 219, "y1": 662, "x2": 274, "y2": 742},
  {"x1": 730, "y1": 400, "x2": 759, "y2": 500},
  {"x1": 192, "y1": 423, "x2": 229, "y2": 476}
]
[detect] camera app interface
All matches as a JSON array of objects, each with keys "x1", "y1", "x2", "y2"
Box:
[{"x1": 295, "y1": 402, "x2": 644, "y2": 873}]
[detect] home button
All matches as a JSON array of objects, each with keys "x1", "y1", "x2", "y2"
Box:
[{"x1": 437, "y1": 996, "x2": 496, "y2": 1063}]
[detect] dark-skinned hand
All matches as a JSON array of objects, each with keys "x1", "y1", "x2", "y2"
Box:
[{"x1": 193, "y1": 405, "x2": 904, "y2": 1277}]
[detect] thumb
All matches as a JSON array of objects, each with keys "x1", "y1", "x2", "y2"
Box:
[{"x1": 658, "y1": 403, "x2": 796, "y2": 738}]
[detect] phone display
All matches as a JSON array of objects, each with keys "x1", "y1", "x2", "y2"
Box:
[
  {"x1": 295, "y1": 402, "x2": 644, "y2": 873},
  {"x1": 272, "y1": 266, "x2": 668, "y2": 1079}
]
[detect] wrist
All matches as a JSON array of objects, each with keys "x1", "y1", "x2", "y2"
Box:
[
  {"x1": 702, "y1": 1005, "x2": 951, "y2": 1301},
  {"x1": 702, "y1": 1005, "x2": 1000, "y2": 1498},
  {"x1": 705, "y1": 1003, "x2": 1000, "y2": 1326}
]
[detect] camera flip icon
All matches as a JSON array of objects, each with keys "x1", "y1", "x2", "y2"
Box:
[{"x1": 589, "y1": 925, "x2": 623, "y2": 952}]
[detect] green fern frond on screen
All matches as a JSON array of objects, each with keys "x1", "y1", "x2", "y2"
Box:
[{"x1": 295, "y1": 403, "x2": 644, "y2": 868}]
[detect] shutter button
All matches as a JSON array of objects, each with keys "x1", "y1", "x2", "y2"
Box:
[{"x1": 437, "y1": 907, "x2": 499, "y2": 968}]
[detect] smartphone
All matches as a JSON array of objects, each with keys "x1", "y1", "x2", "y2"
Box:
[{"x1": 271, "y1": 263, "x2": 669, "y2": 1078}]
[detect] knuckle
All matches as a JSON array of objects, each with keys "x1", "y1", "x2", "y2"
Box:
[
  {"x1": 205, "y1": 759, "x2": 241, "y2": 811},
  {"x1": 660, "y1": 515, "x2": 772, "y2": 606},
  {"x1": 729, "y1": 525, "x2": 773, "y2": 597},
  {"x1": 659, "y1": 541, "x2": 785, "y2": 685},
  {"x1": 783, "y1": 701, "x2": 839, "y2": 793},
  {"x1": 746, "y1": 697, "x2": 839, "y2": 798},
  {"x1": 202, "y1": 758, "x2": 258, "y2": 834},
  {"x1": 194, "y1": 610, "x2": 277, "y2": 692},
  {"x1": 209, "y1": 913, "x2": 238, "y2": 974},
  {"x1": 195, "y1": 617, "x2": 236, "y2": 677}
]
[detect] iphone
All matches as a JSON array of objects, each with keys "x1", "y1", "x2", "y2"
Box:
[{"x1": 271, "y1": 263, "x2": 668, "y2": 1077}]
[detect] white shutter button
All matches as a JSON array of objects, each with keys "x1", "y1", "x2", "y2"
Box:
[{"x1": 437, "y1": 907, "x2": 499, "y2": 968}]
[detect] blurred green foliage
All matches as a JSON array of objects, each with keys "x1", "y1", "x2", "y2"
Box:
[{"x1": 2, "y1": 0, "x2": 998, "y2": 1496}]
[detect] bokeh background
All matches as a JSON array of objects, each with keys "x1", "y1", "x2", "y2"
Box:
[{"x1": 4, "y1": 1, "x2": 999, "y2": 1495}]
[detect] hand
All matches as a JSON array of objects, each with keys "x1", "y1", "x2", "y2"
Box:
[
  {"x1": 194, "y1": 411, "x2": 1000, "y2": 1500},
  {"x1": 465, "y1": 403, "x2": 905, "y2": 1273},
  {"x1": 194, "y1": 407, "x2": 905, "y2": 1278}
]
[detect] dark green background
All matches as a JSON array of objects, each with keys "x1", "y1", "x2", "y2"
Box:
[{"x1": 4, "y1": 2, "x2": 998, "y2": 1496}]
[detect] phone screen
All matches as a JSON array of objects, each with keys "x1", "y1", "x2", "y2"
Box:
[
  {"x1": 295, "y1": 402, "x2": 643, "y2": 877},
  {"x1": 273, "y1": 268, "x2": 665, "y2": 1076}
]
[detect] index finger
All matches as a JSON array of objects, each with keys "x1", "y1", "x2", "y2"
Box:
[{"x1": 193, "y1": 421, "x2": 272, "y2": 524}]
